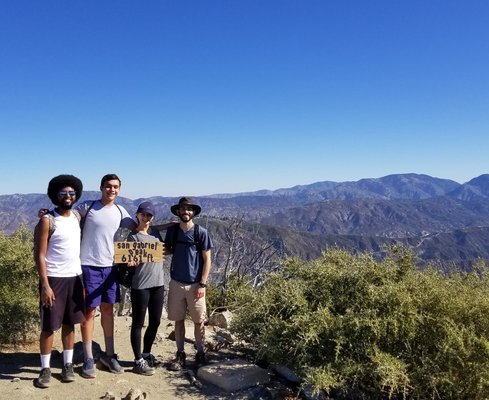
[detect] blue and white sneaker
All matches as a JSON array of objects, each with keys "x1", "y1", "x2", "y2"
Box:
[{"x1": 81, "y1": 358, "x2": 96, "y2": 379}]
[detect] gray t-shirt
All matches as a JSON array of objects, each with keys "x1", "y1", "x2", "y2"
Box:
[
  {"x1": 127, "y1": 230, "x2": 165, "y2": 290},
  {"x1": 77, "y1": 200, "x2": 133, "y2": 267}
]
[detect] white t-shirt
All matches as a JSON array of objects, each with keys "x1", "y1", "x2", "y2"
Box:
[
  {"x1": 77, "y1": 200, "x2": 133, "y2": 267},
  {"x1": 45, "y1": 210, "x2": 82, "y2": 277}
]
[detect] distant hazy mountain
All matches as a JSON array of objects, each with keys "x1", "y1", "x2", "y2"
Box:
[
  {"x1": 446, "y1": 174, "x2": 489, "y2": 201},
  {"x1": 206, "y1": 173, "x2": 459, "y2": 201},
  {"x1": 261, "y1": 196, "x2": 489, "y2": 238},
  {"x1": 2, "y1": 173, "x2": 489, "y2": 268},
  {"x1": 320, "y1": 174, "x2": 460, "y2": 200}
]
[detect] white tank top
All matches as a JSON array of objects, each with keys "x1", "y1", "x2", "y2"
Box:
[{"x1": 45, "y1": 210, "x2": 82, "y2": 277}]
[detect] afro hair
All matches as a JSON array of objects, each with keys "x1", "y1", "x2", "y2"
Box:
[{"x1": 47, "y1": 174, "x2": 83, "y2": 205}]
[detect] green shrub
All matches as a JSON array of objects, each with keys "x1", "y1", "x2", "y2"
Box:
[
  {"x1": 229, "y1": 248, "x2": 489, "y2": 399},
  {"x1": 0, "y1": 226, "x2": 39, "y2": 345},
  {"x1": 206, "y1": 273, "x2": 256, "y2": 314}
]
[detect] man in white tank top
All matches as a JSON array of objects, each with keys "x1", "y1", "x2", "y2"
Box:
[{"x1": 34, "y1": 175, "x2": 85, "y2": 389}]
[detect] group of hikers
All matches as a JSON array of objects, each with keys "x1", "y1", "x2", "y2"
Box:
[{"x1": 34, "y1": 173, "x2": 213, "y2": 388}]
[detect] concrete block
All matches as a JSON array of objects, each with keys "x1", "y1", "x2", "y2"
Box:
[{"x1": 197, "y1": 359, "x2": 270, "y2": 392}]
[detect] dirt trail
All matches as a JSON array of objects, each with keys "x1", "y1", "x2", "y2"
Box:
[{"x1": 0, "y1": 313, "x2": 234, "y2": 400}]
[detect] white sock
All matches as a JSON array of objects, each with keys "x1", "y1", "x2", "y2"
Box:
[
  {"x1": 40, "y1": 353, "x2": 51, "y2": 369},
  {"x1": 63, "y1": 349, "x2": 74, "y2": 365}
]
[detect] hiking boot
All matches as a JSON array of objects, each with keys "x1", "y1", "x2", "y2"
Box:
[
  {"x1": 195, "y1": 351, "x2": 206, "y2": 366},
  {"x1": 61, "y1": 363, "x2": 75, "y2": 382},
  {"x1": 168, "y1": 351, "x2": 186, "y2": 371},
  {"x1": 133, "y1": 359, "x2": 155, "y2": 376},
  {"x1": 143, "y1": 353, "x2": 162, "y2": 367},
  {"x1": 81, "y1": 358, "x2": 96, "y2": 379},
  {"x1": 100, "y1": 352, "x2": 124, "y2": 374},
  {"x1": 35, "y1": 368, "x2": 51, "y2": 388}
]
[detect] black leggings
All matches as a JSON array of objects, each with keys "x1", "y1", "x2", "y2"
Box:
[{"x1": 130, "y1": 285, "x2": 165, "y2": 360}]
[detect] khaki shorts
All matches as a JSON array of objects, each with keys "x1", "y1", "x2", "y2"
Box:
[{"x1": 167, "y1": 280, "x2": 207, "y2": 323}]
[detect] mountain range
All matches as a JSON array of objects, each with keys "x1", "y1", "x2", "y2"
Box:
[{"x1": 2, "y1": 173, "x2": 489, "y2": 269}]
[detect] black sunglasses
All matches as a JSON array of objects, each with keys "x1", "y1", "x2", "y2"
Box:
[{"x1": 58, "y1": 190, "x2": 76, "y2": 197}]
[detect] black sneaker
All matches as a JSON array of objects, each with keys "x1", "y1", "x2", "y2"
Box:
[
  {"x1": 195, "y1": 351, "x2": 206, "y2": 366},
  {"x1": 133, "y1": 359, "x2": 155, "y2": 376},
  {"x1": 168, "y1": 351, "x2": 186, "y2": 371},
  {"x1": 35, "y1": 368, "x2": 51, "y2": 388},
  {"x1": 61, "y1": 363, "x2": 75, "y2": 382},
  {"x1": 143, "y1": 353, "x2": 162, "y2": 367}
]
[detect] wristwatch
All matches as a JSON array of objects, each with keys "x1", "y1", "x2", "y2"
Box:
[{"x1": 198, "y1": 282, "x2": 207, "y2": 288}]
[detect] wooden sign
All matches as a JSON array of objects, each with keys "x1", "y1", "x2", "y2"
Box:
[{"x1": 114, "y1": 241, "x2": 164, "y2": 263}]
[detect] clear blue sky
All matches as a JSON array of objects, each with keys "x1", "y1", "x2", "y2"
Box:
[{"x1": 1, "y1": 1, "x2": 488, "y2": 199}]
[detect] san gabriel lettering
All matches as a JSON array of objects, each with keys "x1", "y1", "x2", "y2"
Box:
[{"x1": 114, "y1": 241, "x2": 164, "y2": 263}]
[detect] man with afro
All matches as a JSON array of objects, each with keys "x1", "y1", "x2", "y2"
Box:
[{"x1": 34, "y1": 174, "x2": 85, "y2": 388}]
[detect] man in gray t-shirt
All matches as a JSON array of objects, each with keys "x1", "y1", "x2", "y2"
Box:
[{"x1": 76, "y1": 174, "x2": 134, "y2": 378}]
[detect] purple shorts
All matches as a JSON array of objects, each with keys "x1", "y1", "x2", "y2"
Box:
[{"x1": 82, "y1": 265, "x2": 121, "y2": 308}]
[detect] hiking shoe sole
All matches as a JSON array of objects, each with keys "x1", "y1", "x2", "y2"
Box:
[
  {"x1": 100, "y1": 353, "x2": 124, "y2": 374},
  {"x1": 133, "y1": 366, "x2": 155, "y2": 376},
  {"x1": 81, "y1": 371, "x2": 96, "y2": 379}
]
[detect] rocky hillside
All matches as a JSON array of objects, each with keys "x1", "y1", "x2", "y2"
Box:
[{"x1": 2, "y1": 173, "x2": 489, "y2": 268}]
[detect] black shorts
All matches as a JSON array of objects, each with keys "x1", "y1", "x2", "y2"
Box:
[{"x1": 40, "y1": 275, "x2": 85, "y2": 331}]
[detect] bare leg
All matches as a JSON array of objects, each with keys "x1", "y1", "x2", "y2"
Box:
[
  {"x1": 81, "y1": 307, "x2": 96, "y2": 360},
  {"x1": 174, "y1": 320, "x2": 185, "y2": 352},
  {"x1": 100, "y1": 302, "x2": 115, "y2": 355},
  {"x1": 40, "y1": 330, "x2": 54, "y2": 355},
  {"x1": 61, "y1": 324, "x2": 75, "y2": 350},
  {"x1": 194, "y1": 322, "x2": 205, "y2": 353}
]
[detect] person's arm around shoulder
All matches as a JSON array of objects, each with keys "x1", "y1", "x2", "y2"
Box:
[
  {"x1": 35, "y1": 217, "x2": 55, "y2": 308},
  {"x1": 153, "y1": 220, "x2": 180, "y2": 246},
  {"x1": 119, "y1": 205, "x2": 137, "y2": 231},
  {"x1": 74, "y1": 200, "x2": 88, "y2": 217},
  {"x1": 121, "y1": 217, "x2": 137, "y2": 231},
  {"x1": 153, "y1": 220, "x2": 179, "y2": 231},
  {"x1": 163, "y1": 224, "x2": 177, "y2": 255}
]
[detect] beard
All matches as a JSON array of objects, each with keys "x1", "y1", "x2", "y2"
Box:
[
  {"x1": 179, "y1": 214, "x2": 192, "y2": 222},
  {"x1": 58, "y1": 203, "x2": 73, "y2": 210}
]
